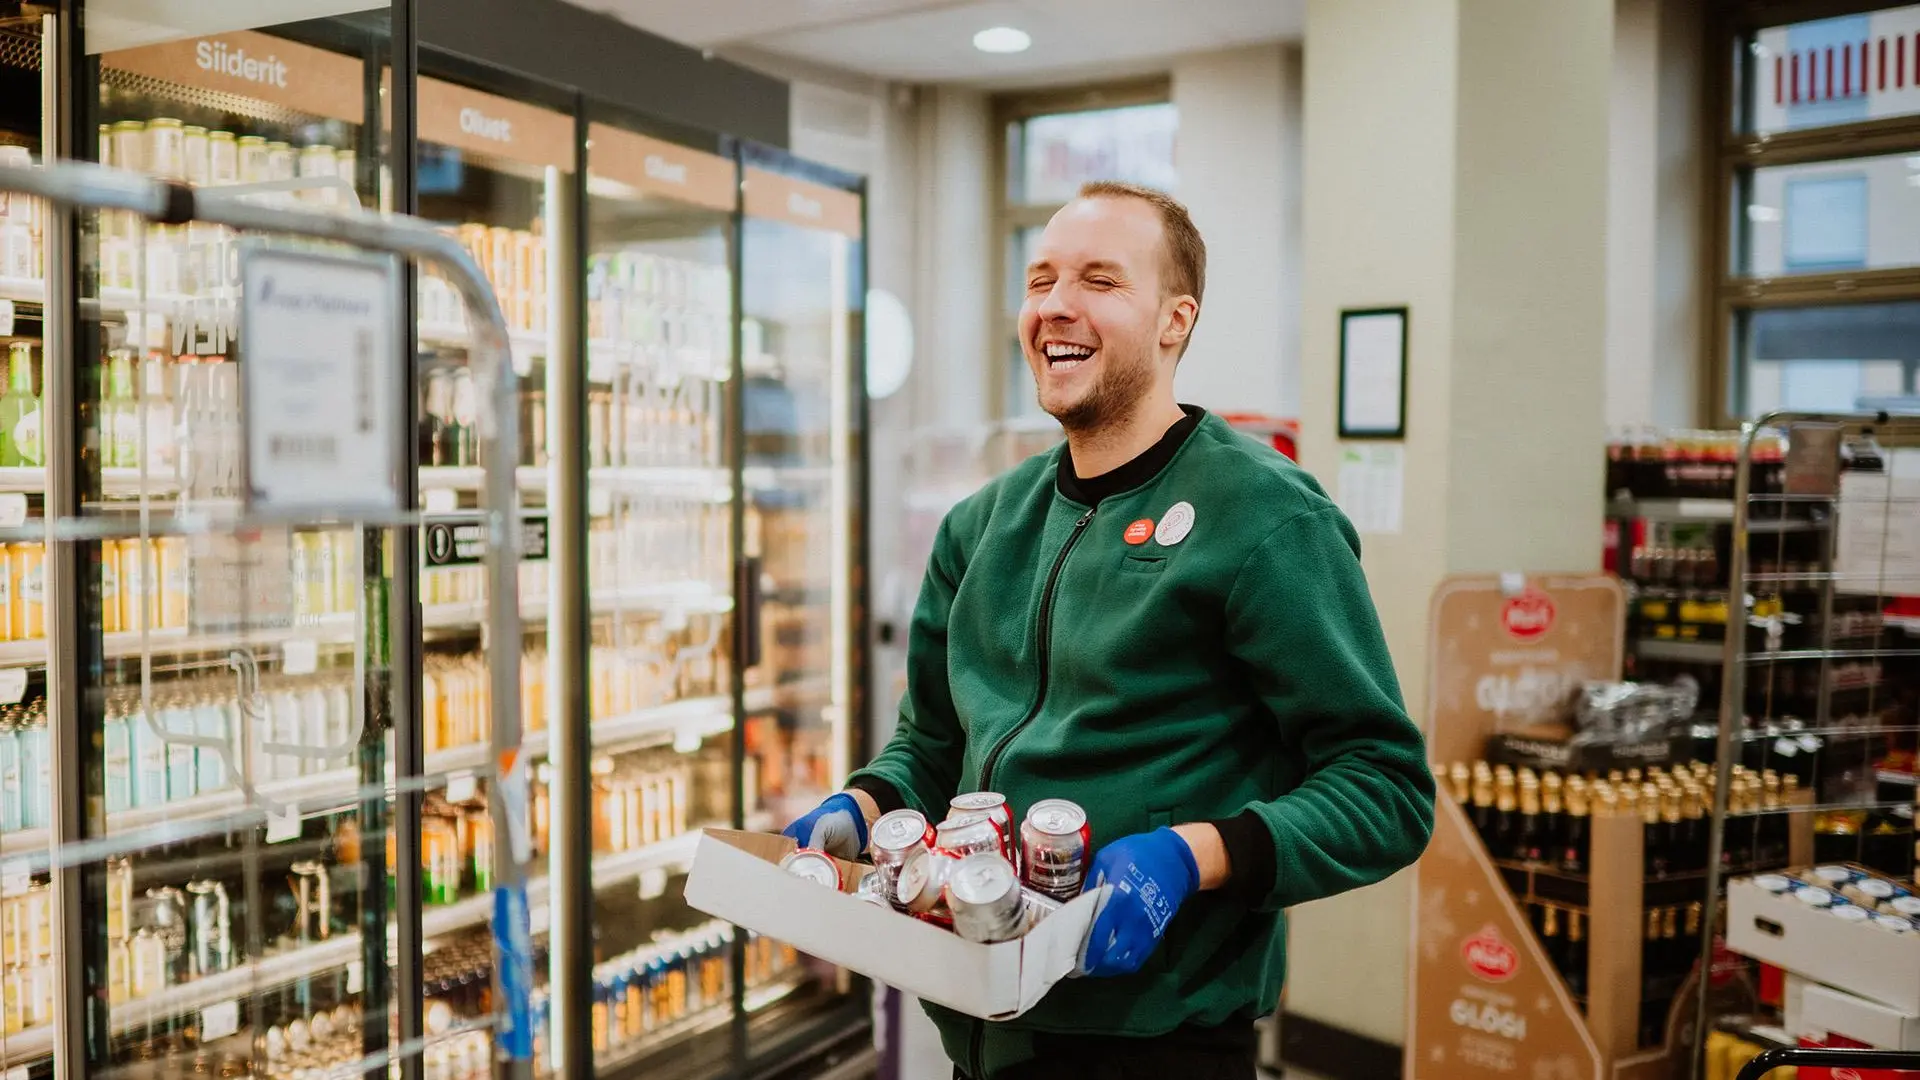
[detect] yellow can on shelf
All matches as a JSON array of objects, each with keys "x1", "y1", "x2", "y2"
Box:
[{"x1": 9, "y1": 541, "x2": 43, "y2": 641}]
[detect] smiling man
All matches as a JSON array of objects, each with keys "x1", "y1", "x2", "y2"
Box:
[{"x1": 782, "y1": 181, "x2": 1436, "y2": 1079}]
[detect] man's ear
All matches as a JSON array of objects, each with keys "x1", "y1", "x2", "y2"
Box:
[{"x1": 1161, "y1": 295, "x2": 1198, "y2": 350}]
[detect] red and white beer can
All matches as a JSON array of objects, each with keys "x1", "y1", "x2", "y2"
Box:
[
  {"x1": 949, "y1": 792, "x2": 1016, "y2": 864},
  {"x1": 1019, "y1": 799, "x2": 1091, "y2": 902}
]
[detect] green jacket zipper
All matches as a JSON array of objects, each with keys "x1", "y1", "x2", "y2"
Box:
[{"x1": 977, "y1": 504, "x2": 1096, "y2": 793}]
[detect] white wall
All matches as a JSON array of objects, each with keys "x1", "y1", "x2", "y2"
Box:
[
  {"x1": 1606, "y1": 0, "x2": 1703, "y2": 431},
  {"x1": 1169, "y1": 43, "x2": 1304, "y2": 417}
]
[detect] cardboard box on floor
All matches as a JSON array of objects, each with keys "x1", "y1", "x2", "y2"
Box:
[{"x1": 683, "y1": 828, "x2": 1105, "y2": 1021}]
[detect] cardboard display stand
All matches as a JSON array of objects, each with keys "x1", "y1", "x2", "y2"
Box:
[{"x1": 1408, "y1": 572, "x2": 1691, "y2": 1080}]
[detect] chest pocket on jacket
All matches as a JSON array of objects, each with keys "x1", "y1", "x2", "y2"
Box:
[{"x1": 1119, "y1": 554, "x2": 1170, "y2": 575}]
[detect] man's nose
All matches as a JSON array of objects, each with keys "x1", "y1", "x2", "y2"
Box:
[{"x1": 1037, "y1": 281, "x2": 1075, "y2": 320}]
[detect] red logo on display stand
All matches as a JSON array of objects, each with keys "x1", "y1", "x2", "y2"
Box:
[
  {"x1": 1501, "y1": 590, "x2": 1556, "y2": 641},
  {"x1": 1461, "y1": 925, "x2": 1519, "y2": 983},
  {"x1": 1123, "y1": 519, "x2": 1155, "y2": 545}
]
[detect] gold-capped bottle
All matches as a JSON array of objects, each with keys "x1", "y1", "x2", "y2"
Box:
[
  {"x1": 1679, "y1": 784, "x2": 1706, "y2": 873},
  {"x1": 1539, "y1": 903, "x2": 1564, "y2": 974},
  {"x1": 1642, "y1": 781, "x2": 1666, "y2": 877},
  {"x1": 1493, "y1": 769, "x2": 1520, "y2": 858},
  {"x1": 1561, "y1": 779, "x2": 1592, "y2": 874},
  {"x1": 1659, "y1": 787, "x2": 1683, "y2": 877},
  {"x1": 1447, "y1": 762, "x2": 1472, "y2": 806},
  {"x1": 1760, "y1": 771, "x2": 1786, "y2": 868},
  {"x1": 1541, "y1": 772, "x2": 1565, "y2": 861},
  {"x1": 1471, "y1": 769, "x2": 1497, "y2": 845},
  {"x1": 1517, "y1": 775, "x2": 1543, "y2": 863},
  {"x1": 1564, "y1": 909, "x2": 1588, "y2": 1000}
]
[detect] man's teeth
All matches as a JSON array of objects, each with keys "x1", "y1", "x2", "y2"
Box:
[{"x1": 1045, "y1": 344, "x2": 1093, "y2": 367}]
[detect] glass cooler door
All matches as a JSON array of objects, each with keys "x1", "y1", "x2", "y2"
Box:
[
  {"x1": 412, "y1": 68, "x2": 574, "y2": 1074},
  {"x1": 736, "y1": 147, "x2": 868, "y2": 1061},
  {"x1": 55, "y1": 6, "x2": 439, "y2": 1078},
  {"x1": 0, "y1": 8, "x2": 54, "y2": 1074},
  {"x1": 579, "y1": 114, "x2": 748, "y2": 1080}
]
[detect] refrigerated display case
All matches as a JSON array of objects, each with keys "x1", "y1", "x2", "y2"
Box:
[
  {"x1": 735, "y1": 144, "x2": 870, "y2": 1072},
  {"x1": 2, "y1": 4, "x2": 871, "y2": 1076}
]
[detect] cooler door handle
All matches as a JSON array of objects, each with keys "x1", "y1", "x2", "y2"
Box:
[{"x1": 735, "y1": 555, "x2": 764, "y2": 669}]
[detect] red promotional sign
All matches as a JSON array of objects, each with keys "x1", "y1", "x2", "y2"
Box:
[
  {"x1": 1502, "y1": 589, "x2": 1556, "y2": 641},
  {"x1": 1461, "y1": 925, "x2": 1520, "y2": 983}
]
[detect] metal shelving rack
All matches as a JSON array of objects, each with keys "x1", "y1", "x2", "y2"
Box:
[{"x1": 1687, "y1": 411, "x2": 1920, "y2": 1080}]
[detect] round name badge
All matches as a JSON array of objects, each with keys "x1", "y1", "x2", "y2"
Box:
[
  {"x1": 1154, "y1": 502, "x2": 1195, "y2": 546},
  {"x1": 1123, "y1": 519, "x2": 1154, "y2": 545}
]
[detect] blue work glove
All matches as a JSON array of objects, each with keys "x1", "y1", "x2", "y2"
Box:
[
  {"x1": 1080, "y1": 827, "x2": 1199, "y2": 978},
  {"x1": 780, "y1": 792, "x2": 868, "y2": 861}
]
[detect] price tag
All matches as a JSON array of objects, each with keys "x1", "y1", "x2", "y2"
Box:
[
  {"x1": 281, "y1": 638, "x2": 319, "y2": 676},
  {"x1": 201, "y1": 999, "x2": 240, "y2": 1041},
  {"x1": 0, "y1": 493, "x2": 26, "y2": 528},
  {"x1": 672, "y1": 727, "x2": 705, "y2": 755},
  {"x1": 1797, "y1": 735, "x2": 1821, "y2": 753},
  {"x1": 662, "y1": 605, "x2": 689, "y2": 633},
  {"x1": 347, "y1": 960, "x2": 364, "y2": 994},
  {"x1": 1, "y1": 858, "x2": 31, "y2": 895},
  {"x1": 0, "y1": 298, "x2": 13, "y2": 337},
  {"x1": 445, "y1": 772, "x2": 477, "y2": 804},
  {"x1": 1773, "y1": 738, "x2": 1799, "y2": 758},
  {"x1": 588, "y1": 486, "x2": 612, "y2": 517},
  {"x1": 424, "y1": 487, "x2": 458, "y2": 514},
  {"x1": 0, "y1": 668, "x2": 26, "y2": 706},
  {"x1": 637, "y1": 867, "x2": 668, "y2": 901},
  {"x1": 266, "y1": 810, "x2": 302, "y2": 843}
]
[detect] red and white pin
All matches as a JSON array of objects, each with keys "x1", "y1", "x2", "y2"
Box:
[{"x1": 1123, "y1": 519, "x2": 1155, "y2": 545}]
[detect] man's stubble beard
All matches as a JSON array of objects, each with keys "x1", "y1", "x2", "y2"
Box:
[{"x1": 1039, "y1": 342, "x2": 1157, "y2": 436}]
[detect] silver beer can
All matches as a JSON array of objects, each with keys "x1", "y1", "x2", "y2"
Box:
[
  {"x1": 949, "y1": 793, "x2": 1015, "y2": 864},
  {"x1": 778, "y1": 849, "x2": 842, "y2": 891},
  {"x1": 934, "y1": 812, "x2": 1004, "y2": 862},
  {"x1": 186, "y1": 879, "x2": 232, "y2": 976},
  {"x1": 869, "y1": 808, "x2": 933, "y2": 908},
  {"x1": 947, "y1": 853, "x2": 1025, "y2": 944},
  {"x1": 1019, "y1": 798, "x2": 1092, "y2": 902},
  {"x1": 896, "y1": 847, "x2": 959, "y2": 917}
]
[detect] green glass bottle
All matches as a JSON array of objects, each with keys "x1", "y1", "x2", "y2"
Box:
[{"x1": 0, "y1": 343, "x2": 40, "y2": 468}]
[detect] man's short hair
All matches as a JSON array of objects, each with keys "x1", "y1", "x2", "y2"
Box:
[{"x1": 1076, "y1": 180, "x2": 1206, "y2": 307}]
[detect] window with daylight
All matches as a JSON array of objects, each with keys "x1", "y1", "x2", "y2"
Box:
[
  {"x1": 1711, "y1": 2, "x2": 1920, "y2": 421},
  {"x1": 993, "y1": 82, "x2": 1177, "y2": 418}
]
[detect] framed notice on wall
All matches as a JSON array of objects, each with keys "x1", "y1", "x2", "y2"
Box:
[{"x1": 1338, "y1": 306, "x2": 1408, "y2": 440}]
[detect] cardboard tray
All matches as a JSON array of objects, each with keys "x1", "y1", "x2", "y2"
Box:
[
  {"x1": 682, "y1": 829, "x2": 1104, "y2": 1021},
  {"x1": 1727, "y1": 876, "x2": 1920, "y2": 1015}
]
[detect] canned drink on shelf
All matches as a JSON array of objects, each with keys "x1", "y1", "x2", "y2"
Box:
[
  {"x1": 0, "y1": 719, "x2": 18, "y2": 832},
  {"x1": 1020, "y1": 798, "x2": 1092, "y2": 901},
  {"x1": 106, "y1": 857, "x2": 133, "y2": 942},
  {"x1": 141, "y1": 885, "x2": 189, "y2": 983},
  {"x1": 208, "y1": 130, "x2": 238, "y2": 185},
  {"x1": 146, "y1": 118, "x2": 184, "y2": 181},
  {"x1": 187, "y1": 878, "x2": 232, "y2": 975},
  {"x1": 870, "y1": 807, "x2": 934, "y2": 907},
  {"x1": 298, "y1": 145, "x2": 337, "y2": 204},
  {"x1": 181, "y1": 125, "x2": 209, "y2": 187},
  {"x1": 12, "y1": 714, "x2": 41, "y2": 830},
  {"x1": 9, "y1": 541, "x2": 43, "y2": 640},
  {"x1": 110, "y1": 120, "x2": 146, "y2": 175},
  {"x1": 950, "y1": 792, "x2": 1016, "y2": 863},
  {"x1": 265, "y1": 141, "x2": 297, "y2": 182},
  {"x1": 948, "y1": 852, "x2": 1025, "y2": 944},
  {"x1": 778, "y1": 848, "x2": 843, "y2": 890}
]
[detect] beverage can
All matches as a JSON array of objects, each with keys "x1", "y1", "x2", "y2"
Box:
[
  {"x1": 157, "y1": 535, "x2": 189, "y2": 629},
  {"x1": 1019, "y1": 798, "x2": 1092, "y2": 901},
  {"x1": 9, "y1": 541, "x2": 43, "y2": 640},
  {"x1": 13, "y1": 712, "x2": 40, "y2": 830},
  {"x1": 1812, "y1": 864, "x2": 1858, "y2": 886},
  {"x1": 186, "y1": 878, "x2": 231, "y2": 975},
  {"x1": 934, "y1": 812, "x2": 1004, "y2": 861},
  {"x1": 110, "y1": 121, "x2": 146, "y2": 175},
  {"x1": 141, "y1": 885, "x2": 189, "y2": 983},
  {"x1": 947, "y1": 853, "x2": 1025, "y2": 943},
  {"x1": 897, "y1": 847, "x2": 958, "y2": 916},
  {"x1": 949, "y1": 792, "x2": 1016, "y2": 863},
  {"x1": 103, "y1": 702, "x2": 131, "y2": 812},
  {"x1": 870, "y1": 808, "x2": 933, "y2": 907},
  {"x1": 181, "y1": 125, "x2": 209, "y2": 187},
  {"x1": 266, "y1": 141, "x2": 296, "y2": 182},
  {"x1": 97, "y1": 540, "x2": 118, "y2": 635},
  {"x1": 779, "y1": 849, "x2": 843, "y2": 890},
  {"x1": 106, "y1": 858, "x2": 133, "y2": 942},
  {"x1": 145, "y1": 118, "x2": 184, "y2": 181},
  {"x1": 0, "y1": 719, "x2": 18, "y2": 832}
]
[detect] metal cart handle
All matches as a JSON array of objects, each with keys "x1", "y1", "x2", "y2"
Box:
[{"x1": 1736, "y1": 1046, "x2": 1920, "y2": 1080}]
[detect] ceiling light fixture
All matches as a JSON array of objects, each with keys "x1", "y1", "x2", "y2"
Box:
[{"x1": 973, "y1": 26, "x2": 1031, "y2": 54}]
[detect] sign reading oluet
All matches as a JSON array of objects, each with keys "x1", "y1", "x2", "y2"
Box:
[
  {"x1": 419, "y1": 77, "x2": 574, "y2": 172},
  {"x1": 588, "y1": 124, "x2": 736, "y2": 212}
]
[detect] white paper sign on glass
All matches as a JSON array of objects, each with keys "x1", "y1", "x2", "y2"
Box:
[
  {"x1": 1338, "y1": 308, "x2": 1408, "y2": 439},
  {"x1": 239, "y1": 244, "x2": 402, "y2": 516}
]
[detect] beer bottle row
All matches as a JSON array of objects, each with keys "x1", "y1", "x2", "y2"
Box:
[
  {"x1": 1447, "y1": 760, "x2": 1799, "y2": 876},
  {"x1": 1525, "y1": 901, "x2": 1589, "y2": 1000},
  {"x1": 1638, "y1": 902, "x2": 1706, "y2": 1049}
]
